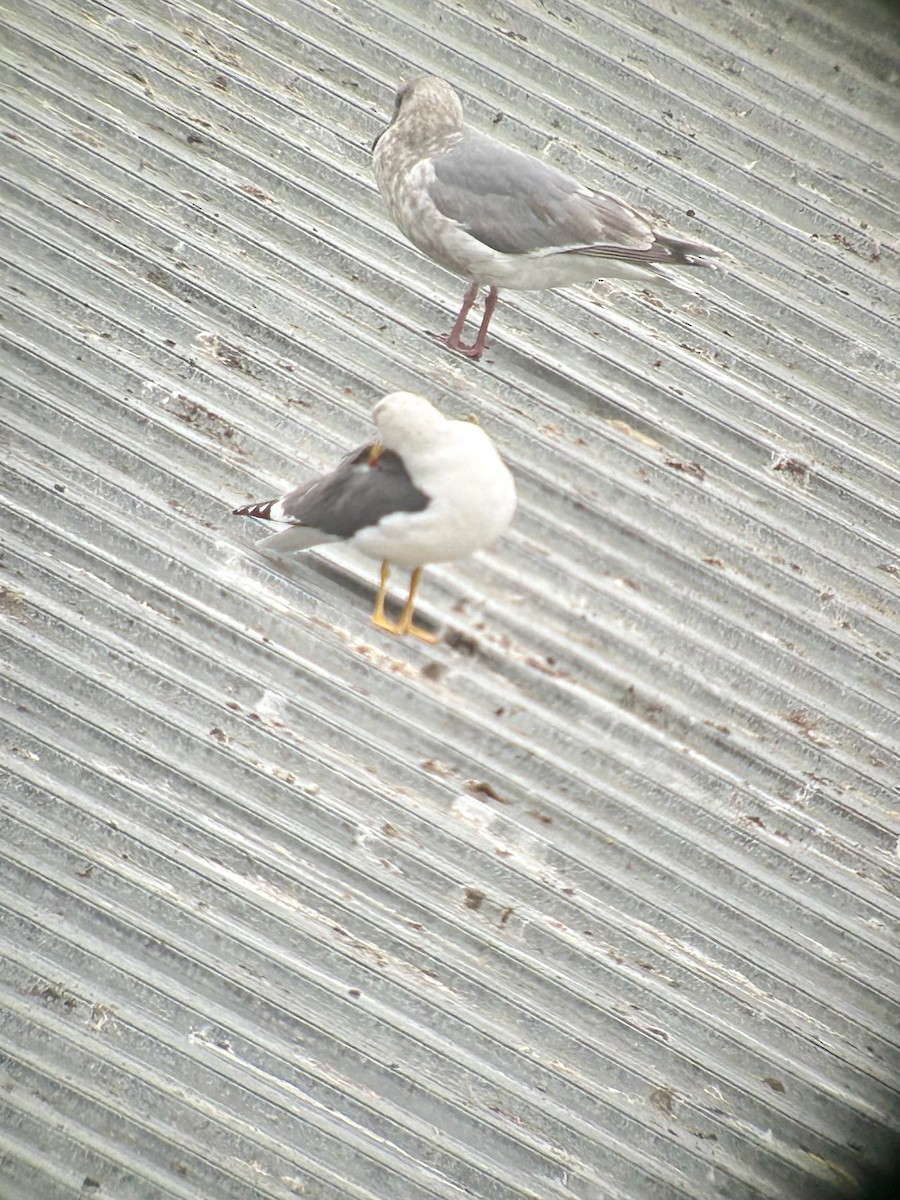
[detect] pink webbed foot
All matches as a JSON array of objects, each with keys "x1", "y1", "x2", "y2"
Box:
[
  {"x1": 429, "y1": 284, "x2": 498, "y2": 361},
  {"x1": 429, "y1": 330, "x2": 488, "y2": 359}
]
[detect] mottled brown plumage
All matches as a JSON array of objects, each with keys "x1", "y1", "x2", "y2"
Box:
[{"x1": 374, "y1": 76, "x2": 721, "y2": 359}]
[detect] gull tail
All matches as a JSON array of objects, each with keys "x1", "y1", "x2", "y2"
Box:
[
  {"x1": 233, "y1": 496, "x2": 336, "y2": 555},
  {"x1": 653, "y1": 233, "x2": 722, "y2": 269}
]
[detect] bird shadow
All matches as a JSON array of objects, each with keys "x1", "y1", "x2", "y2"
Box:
[{"x1": 254, "y1": 549, "x2": 442, "y2": 644}]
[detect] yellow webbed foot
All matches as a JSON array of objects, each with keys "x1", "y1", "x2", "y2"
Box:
[{"x1": 369, "y1": 563, "x2": 439, "y2": 642}]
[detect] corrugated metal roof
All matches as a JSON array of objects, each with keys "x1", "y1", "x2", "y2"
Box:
[{"x1": 1, "y1": 0, "x2": 898, "y2": 1197}]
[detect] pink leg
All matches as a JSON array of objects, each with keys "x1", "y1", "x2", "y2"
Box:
[
  {"x1": 436, "y1": 282, "x2": 478, "y2": 350},
  {"x1": 432, "y1": 284, "x2": 498, "y2": 360},
  {"x1": 469, "y1": 286, "x2": 498, "y2": 359}
]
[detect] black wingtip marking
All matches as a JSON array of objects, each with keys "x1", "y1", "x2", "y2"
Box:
[{"x1": 233, "y1": 499, "x2": 277, "y2": 519}]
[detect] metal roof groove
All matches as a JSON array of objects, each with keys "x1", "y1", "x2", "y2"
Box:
[{"x1": 3, "y1": 0, "x2": 899, "y2": 1196}]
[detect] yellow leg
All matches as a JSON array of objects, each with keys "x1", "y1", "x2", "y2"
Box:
[
  {"x1": 396, "y1": 566, "x2": 438, "y2": 643},
  {"x1": 369, "y1": 563, "x2": 438, "y2": 642},
  {"x1": 371, "y1": 560, "x2": 398, "y2": 633}
]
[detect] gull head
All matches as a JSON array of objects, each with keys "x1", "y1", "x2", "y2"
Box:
[
  {"x1": 372, "y1": 391, "x2": 448, "y2": 452},
  {"x1": 374, "y1": 75, "x2": 464, "y2": 152}
]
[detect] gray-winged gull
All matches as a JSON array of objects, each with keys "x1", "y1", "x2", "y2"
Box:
[
  {"x1": 233, "y1": 392, "x2": 517, "y2": 642},
  {"x1": 373, "y1": 75, "x2": 722, "y2": 360}
]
